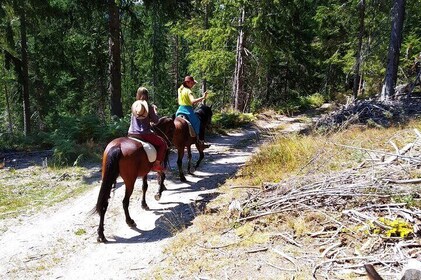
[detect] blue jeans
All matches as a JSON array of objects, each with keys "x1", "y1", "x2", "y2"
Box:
[{"x1": 176, "y1": 105, "x2": 200, "y2": 135}]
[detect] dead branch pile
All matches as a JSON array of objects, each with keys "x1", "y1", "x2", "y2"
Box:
[
  {"x1": 315, "y1": 97, "x2": 421, "y2": 133},
  {"x1": 237, "y1": 129, "x2": 421, "y2": 279}
]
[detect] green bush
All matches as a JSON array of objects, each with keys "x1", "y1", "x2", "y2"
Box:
[
  {"x1": 212, "y1": 111, "x2": 255, "y2": 130},
  {"x1": 279, "y1": 93, "x2": 326, "y2": 115},
  {"x1": 300, "y1": 93, "x2": 325, "y2": 109},
  {"x1": 48, "y1": 114, "x2": 130, "y2": 166}
]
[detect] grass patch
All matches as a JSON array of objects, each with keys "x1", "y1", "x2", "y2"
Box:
[
  {"x1": 235, "y1": 122, "x2": 419, "y2": 186},
  {"x1": 0, "y1": 166, "x2": 96, "y2": 219},
  {"x1": 74, "y1": 228, "x2": 86, "y2": 236}
]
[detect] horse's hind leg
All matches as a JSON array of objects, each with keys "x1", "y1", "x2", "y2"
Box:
[
  {"x1": 155, "y1": 172, "x2": 167, "y2": 201},
  {"x1": 97, "y1": 202, "x2": 108, "y2": 243},
  {"x1": 195, "y1": 150, "x2": 205, "y2": 169},
  {"x1": 122, "y1": 179, "x2": 136, "y2": 227},
  {"x1": 187, "y1": 146, "x2": 193, "y2": 174},
  {"x1": 141, "y1": 176, "x2": 149, "y2": 210},
  {"x1": 177, "y1": 147, "x2": 187, "y2": 182}
]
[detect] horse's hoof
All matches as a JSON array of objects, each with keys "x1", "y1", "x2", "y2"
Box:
[
  {"x1": 141, "y1": 204, "x2": 150, "y2": 211},
  {"x1": 97, "y1": 236, "x2": 108, "y2": 243},
  {"x1": 180, "y1": 175, "x2": 187, "y2": 182},
  {"x1": 127, "y1": 219, "x2": 137, "y2": 227},
  {"x1": 154, "y1": 193, "x2": 161, "y2": 201}
]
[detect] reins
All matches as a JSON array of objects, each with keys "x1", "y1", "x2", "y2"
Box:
[{"x1": 152, "y1": 119, "x2": 173, "y2": 148}]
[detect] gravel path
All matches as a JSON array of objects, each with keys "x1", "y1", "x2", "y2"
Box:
[{"x1": 0, "y1": 120, "x2": 290, "y2": 280}]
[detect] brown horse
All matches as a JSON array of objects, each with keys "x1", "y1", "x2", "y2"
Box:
[
  {"x1": 173, "y1": 104, "x2": 213, "y2": 182},
  {"x1": 95, "y1": 117, "x2": 175, "y2": 243}
]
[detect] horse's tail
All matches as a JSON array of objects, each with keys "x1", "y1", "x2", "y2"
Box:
[{"x1": 96, "y1": 145, "x2": 121, "y2": 214}]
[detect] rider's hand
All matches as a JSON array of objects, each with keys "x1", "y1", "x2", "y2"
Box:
[{"x1": 152, "y1": 104, "x2": 158, "y2": 113}]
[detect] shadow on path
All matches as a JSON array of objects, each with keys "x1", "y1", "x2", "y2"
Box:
[{"x1": 104, "y1": 126, "x2": 261, "y2": 244}]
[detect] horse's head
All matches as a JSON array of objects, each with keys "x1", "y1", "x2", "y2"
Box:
[
  {"x1": 153, "y1": 117, "x2": 175, "y2": 146},
  {"x1": 196, "y1": 104, "x2": 213, "y2": 128}
]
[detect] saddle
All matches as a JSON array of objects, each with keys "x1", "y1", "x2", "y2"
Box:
[
  {"x1": 128, "y1": 137, "x2": 157, "y2": 162},
  {"x1": 177, "y1": 114, "x2": 197, "y2": 138}
]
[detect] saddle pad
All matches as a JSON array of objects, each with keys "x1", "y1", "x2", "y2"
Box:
[
  {"x1": 178, "y1": 115, "x2": 196, "y2": 138},
  {"x1": 128, "y1": 137, "x2": 157, "y2": 163}
]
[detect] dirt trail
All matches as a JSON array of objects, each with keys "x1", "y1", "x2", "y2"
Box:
[{"x1": 0, "y1": 115, "x2": 302, "y2": 280}]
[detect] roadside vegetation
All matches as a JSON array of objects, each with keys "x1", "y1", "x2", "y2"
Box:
[{"x1": 146, "y1": 115, "x2": 421, "y2": 280}]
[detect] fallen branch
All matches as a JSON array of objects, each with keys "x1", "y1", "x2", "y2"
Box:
[
  {"x1": 321, "y1": 242, "x2": 342, "y2": 258},
  {"x1": 383, "y1": 178, "x2": 421, "y2": 184},
  {"x1": 246, "y1": 247, "x2": 268, "y2": 254},
  {"x1": 334, "y1": 143, "x2": 421, "y2": 163},
  {"x1": 270, "y1": 232, "x2": 302, "y2": 247},
  {"x1": 271, "y1": 247, "x2": 297, "y2": 268}
]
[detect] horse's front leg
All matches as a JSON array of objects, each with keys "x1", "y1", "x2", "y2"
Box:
[
  {"x1": 122, "y1": 180, "x2": 136, "y2": 227},
  {"x1": 154, "y1": 172, "x2": 167, "y2": 201},
  {"x1": 195, "y1": 149, "x2": 205, "y2": 169},
  {"x1": 187, "y1": 146, "x2": 193, "y2": 174},
  {"x1": 177, "y1": 147, "x2": 187, "y2": 182},
  {"x1": 141, "y1": 176, "x2": 149, "y2": 210}
]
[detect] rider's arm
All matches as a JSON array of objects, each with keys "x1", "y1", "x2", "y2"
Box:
[
  {"x1": 149, "y1": 104, "x2": 159, "y2": 124},
  {"x1": 190, "y1": 91, "x2": 208, "y2": 105}
]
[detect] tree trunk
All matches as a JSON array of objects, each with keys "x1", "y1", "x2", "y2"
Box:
[
  {"x1": 108, "y1": 0, "x2": 123, "y2": 118},
  {"x1": 173, "y1": 35, "x2": 179, "y2": 98},
  {"x1": 3, "y1": 80, "x2": 13, "y2": 134},
  {"x1": 18, "y1": 4, "x2": 30, "y2": 135},
  {"x1": 353, "y1": 0, "x2": 365, "y2": 99},
  {"x1": 201, "y1": 2, "x2": 209, "y2": 101},
  {"x1": 380, "y1": 0, "x2": 406, "y2": 101},
  {"x1": 232, "y1": 8, "x2": 245, "y2": 112}
]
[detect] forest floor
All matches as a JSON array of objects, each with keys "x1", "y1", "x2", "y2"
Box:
[
  {"x1": 0, "y1": 110, "x2": 312, "y2": 280},
  {"x1": 2, "y1": 102, "x2": 420, "y2": 280}
]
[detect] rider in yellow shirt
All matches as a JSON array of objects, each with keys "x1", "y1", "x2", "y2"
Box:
[{"x1": 176, "y1": 76, "x2": 208, "y2": 146}]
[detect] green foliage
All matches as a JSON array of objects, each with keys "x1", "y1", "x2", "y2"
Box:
[
  {"x1": 1, "y1": 0, "x2": 421, "y2": 154},
  {"x1": 393, "y1": 194, "x2": 421, "y2": 208},
  {"x1": 277, "y1": 93, "x2": 326, "y2": 115},
  {"x1": 212, "y1": 111, "x2": 255, "y2": 130},
  {"x1": 46, "y1": 114, "x2": 129, "y2": 166},
  {"x1": 0, "y1": 131, "x2": 43, "y2": 151},
  {"x1": 299, "y1": 93, "x2": 326, "y2": 110}
]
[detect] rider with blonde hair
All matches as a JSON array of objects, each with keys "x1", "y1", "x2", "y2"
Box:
[{"x1": 128, "y1": 87, "x2": 167, "y2": 172}]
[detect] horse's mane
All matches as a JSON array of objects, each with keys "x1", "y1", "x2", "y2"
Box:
[{"x1": 156, "y1": 116, "x2": 172, "y2": 124}]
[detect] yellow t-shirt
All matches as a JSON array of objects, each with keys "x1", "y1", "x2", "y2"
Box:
[{"x1": 178, "y1": 85, "x2": 193, "y2": 106}]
